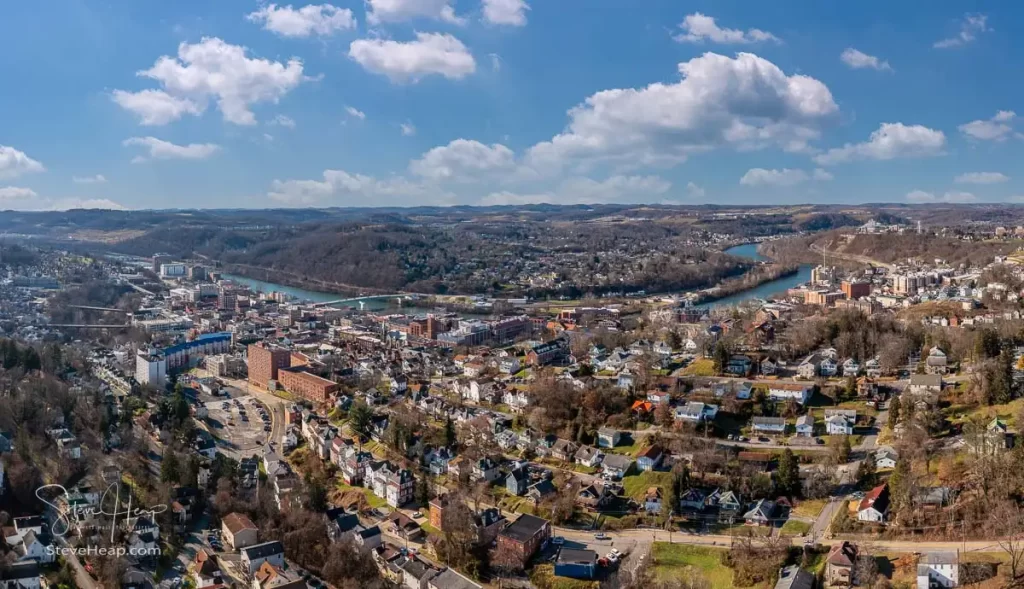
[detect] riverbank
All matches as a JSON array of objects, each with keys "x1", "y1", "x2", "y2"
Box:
[{"x1": 694, "y1": 264, "x2": 800, "y2": 307}]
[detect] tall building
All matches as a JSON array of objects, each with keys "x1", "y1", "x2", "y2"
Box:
[
  {"x1": 841, "y1": 280, "x2": 871, "y2": 300},
  {"x1": 136, "y1": 349, "x2": 167, "y2": 387},
  {"x1": 248, "y1": 344, "x2": 291, "y2": 389},
  {"x1": 152, "y1": 254, "x2": 171, "y2": 274}
]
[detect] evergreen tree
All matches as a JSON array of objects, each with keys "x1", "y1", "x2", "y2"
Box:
[
  {"x1": 161, "y1": 450, "x2": 181, "y2": 484},
  {"x1": 887, "y1": 396, "x2": 900, "y2": 429},
  {"x1": 349, "y1": 400, "x2": 374, "y2": 439},
  {"x1": 444, "y1": 417, "x2": 456, "y2": 448},
  {"x1": 415, "y1": 476, "x2": 431, "y2": 506},
  {"x1": 712, "y1": 341, "x2": 731, "y2": 374},
  {"x1": 777, "y1": 448, "x2": 801, "y2": 497}
]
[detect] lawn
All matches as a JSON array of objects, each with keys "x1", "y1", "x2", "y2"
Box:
[
  {"x1": 336, "y1": 481, "x2": 388, "y2": 509},
  {"x1": 682, "y1": 359, "x2": 716, "y2": 377},
  {"x1": 420, "y1": 522, "x2": 441, "y2": 537},
  {"x1": 603, "y1": 434, "x2": 647, "y2": 457},
  {"x1": 650, "y1": 543, "x2": 737, "y2": 589},
  {"x1": 621, "y1": 470, "x2": 675, "y2": 500},
  {"x1": 780, "y1": 519, "x2": 811, "y2": 536},
  {"x1": 791, "y1": 498, "x2": 827, "y2": 519}
]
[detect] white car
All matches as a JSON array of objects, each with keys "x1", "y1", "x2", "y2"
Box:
[{"x1": 606, "y1": 552, "x2": 619, "y2": 563}]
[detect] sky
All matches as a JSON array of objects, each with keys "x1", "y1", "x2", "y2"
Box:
[{"x1": 2, "y1": 0, "x2": 1024, "y2": 210}]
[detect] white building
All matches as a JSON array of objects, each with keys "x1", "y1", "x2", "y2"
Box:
[
  {"x1": 136, "y1": 350, "x2": 167, "y2": 387},
  {"x1": 917, "y1": 553, "x2": 959, "y2": 589},
  {"x1": 160, "y1": 263, "x2": 187, "y2": 277}
]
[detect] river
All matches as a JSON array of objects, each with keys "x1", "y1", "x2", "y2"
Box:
[
  {"x1": 694, "y1": 244, "x2": 812, "y2": 308},
  {"x1": 221, "y1": 273, "x2": 422, "y2": 312}
]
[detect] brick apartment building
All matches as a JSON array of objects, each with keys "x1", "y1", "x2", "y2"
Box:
[
  {"x1": 277, "y1": 367, "x2": 340, "y2": 403},
  {"x1": 247, "y1": 343, "x2": 291, "y2": 389},
  {"x1": 841, "y1": 280, "x2": 871, "y2": 300},
  {"x1": 497, "y1": 514, "x2": 551, "y2": 568}
]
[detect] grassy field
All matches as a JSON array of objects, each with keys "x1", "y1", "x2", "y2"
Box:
[
  {"x1": 780, "y1": 519, "x2": 811, "y2": 536},
  {"x1": 651, "y1": 543, "x2": 737, "y2": 589},
  {"x1": 604, "y1": 434, "x2": 648, "y2": 457},
  {"x1": 682, "y1": 359, "x2": 716, "y2": 376},
  {"x1": 622, "y1": 470, "x2": 675, "y2": 500},
  {"x1": 791, "y1": 498, "x2": 827, "y2": 519},
  {"x1": 336, "y1": 481, "x2": 388, "y2": 509}
]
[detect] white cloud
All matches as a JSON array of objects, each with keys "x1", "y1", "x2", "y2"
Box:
[
  {"x1": 740, "y1": 168, "x2": 809, "y2": 187},
  {"x1": 674, "y1": 13, "x2": 780, "y2": 44},
  {"x1": 489, "y1": 53, "x2": 502, "y2": 72},
  {"x1": 954, "y1": 171, "x2": 1008, "y2": 184},
  {"x1": 400, "y1": 122, "x2": 417, "y2": 136},
  {"x1": 365, "y1": 0, "x2": 463, "y2": 26},
  {"x1": 268, "y1": 169, "x2": 450, "y2": 205},
  {"x1": 526, "y1": 52, "x2": 837, "y2": 171},
  {"x1": 112, "y1": 89, "x2": 204, "y2": 126},
  {"x1": 72, "y1": 174, "x2": 108, "y2": 184},
  {"x1": 270, "y1": 114, "x2": 296, "y2": 129},
  {"x1": 813, "y1": 168, "x2": 833, "y2": 181},
  {"x1": 118, "y1": 37, "x2": 309, "y2": 126},
  {"x1": 123, "y1": 137, "x2": 221, "y2": 163},
  {"x1": 959, "y1": 111, "x2": 1016, "y2": 141},
  {"x1": 0, "y1": 187, "x2": 38, "y2": 201},
  {"x1": 246, "y1": 4, "x2": 356, "y2": 38},
  {"x1": 934, "y1": 13, "x2": 990, "y2": 49},
  {"x1": 686, "y1": 182, "x2": 705, "y2": 198},
  {"x1": 345, "y1": 106, "x2": 366, "y2": 120},
  {"x1": 481, "y1": 175, "x2": 672, "y2": 205},
  {"x1": 49, "y1": 198, "x2": 127, "y2": 211},
  {"x1": 482, "y1": 0, "x2": 529, "y2": 26},
  {"x1": 410, "y1": 139, "x2": 515, "y2": 181},
  {"x1": 813, "y1": 123, "x2": 946, "y2": 165},
  {"x1": 349, "y1": 33, "x2": 476, "y2": 82},
  {"x1": 0, "y1": 146, "x2": 45, "y2": 179},
  {"x1": 840, "y1": 48, "x2": 892, "y2": 72},
  {"x1": 906, "y1": 190, "x2": 977, "y2": 203}
]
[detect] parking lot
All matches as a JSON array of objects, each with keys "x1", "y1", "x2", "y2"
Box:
[{"x1": 202, "y1": 393, "x2": 273, "y2": 458}]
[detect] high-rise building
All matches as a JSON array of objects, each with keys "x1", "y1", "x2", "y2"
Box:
[
  {"x1": 247, "y1": 343, "x2": 291, "y2": 389},
  {"x1": 841, "y1": 280, "x2": 871, "y2": 300}
]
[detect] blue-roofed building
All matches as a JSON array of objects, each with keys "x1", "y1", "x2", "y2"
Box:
[{"x1": 161, "y1": 332, "x2": 232, "y2": 371}]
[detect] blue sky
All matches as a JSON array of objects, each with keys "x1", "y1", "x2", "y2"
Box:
[{"x1": 1, "y1": 0, "x2": 1023, "y2": 210}]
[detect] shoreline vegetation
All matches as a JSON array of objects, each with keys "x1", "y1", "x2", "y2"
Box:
[{"x1": 694, "y1": 262, "x2": 799, "y2": 305}]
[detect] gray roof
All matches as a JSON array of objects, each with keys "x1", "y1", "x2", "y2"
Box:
[
  {"x1": 240, "y1": 540, "x2": 284, "y2": 560},
  {"x1": 557, "y1": 548, "x2": 597, "y2": 565},
  {"x1": 429, "y1": 568, "x2": 482, "y2": 589},
  {"x1": 601, "y1": 453, "x2": 634, "y2": 469},
  {"x1": 774, "y1": 565, "x2": 814, "y2": 589},
  {"x1": 909, "y1": 374, "x2": 942, "y2": 388},
  {"x1": 501, "y1": 514, "x2": 549, "y2": 543},
  {"x1": 920, "y1": 552, "x2": 958, "y2": 565}
]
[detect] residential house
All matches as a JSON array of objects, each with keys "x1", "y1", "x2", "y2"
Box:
[
  {"x1": 507, "y1": 467, "x2": 530, "y2": 496},
  {"x1": 551, "y1": 439, "x2": 579, "y2": 462},
  {"x1": 751, "y1": 417, "x2": 786, "y2": 435},
  {"x1": 596, "y1": 428, "x2": 622, "y2": 448},
  {"x1": 908, "y1": 374, "x2": 942, "y2": 396},
  {"x1": 825, "y1": 541, "x2": 858, "y2": 588},
  {"x1": 636, "y1": 445, "x2": 664, "y2": 472},
  {"x1": 795, "y1": 415, "x2": 814, "y2": 437},
  {"x1": 472, "y1": 508, "x2": 506, "y2": 546},
  {"x1": 875, "y1": 447, "x2": 899, "y2": 470},
  {"x1": 386, "y1": 511, "x2": 425, "y2": 542},
  {"x1": 857, "y1": 484, "x2": 890, "y2": 522},
  {"x1": 841, "y1": 358, "x2": 860, "y2": 376},
  {"x1": 427, "y1": 569, "x2": 482, "y2": 589},
  {"x1": 767, "y1": 383, "x2": 813, "y2": 404},
  {"x1": 674, "y1": 402, "x2": 719, "y2": 424},
  {"x1": 713, "y1": 490, "x2": 743, "y2": 523},
  {"x1": 221, "y1": 512, "x2": 258, "y2": 551},
  {"x1": 574, "y1": 446, "x2": 603, "y2": 468},
  {"x1": 917, "y1": 553, "x2": 959, "y2": 589},
  {"x1": 678, "y1": 488, "x2": 706, "y2": 511},
  {"x1": 925, "y1": 348, "x2": 949, "y2": 375},
  {"x1": 472, "y1": 458, "x2": 501, "y2": 483},
  {"x1": 0, "y1": 562, "x2": 41, "y2": 589},
  {"x1": 797, "y1": 355, "x2": 821, "y2": 380},
  {"x1": 865, "y1": 358, "x2": 882, "y2": 378},
  {"x1": 354, "y1": 525, "x2": 383, "y2": 552},
  {"x1": 191, "y1": 549, "x2": 223, "y2": 588},
  {"x1": 385, "y1": 468, "x2": 416, "y2": 508},
  {"x1": 253, "y1": 561, "x2": 305, "y2": 589},
  {"x1": 760, "y1": 358, "x2": 777, "y2": 376},
  {"x1": 527, "y1": 479, "x2": 556, "y2": 503},
  {"x1": 342, "y1": 450, "x2": 374, "y2": 485},
  {"x1": 554, "y1": 548, "x2": 598, "y2": 580},
  {"x1": 744, "y1": 499, "x2": 777, "y2": 527},
  {"x1": 643, "y1": 487, "x2": 662, "y2": 513},
  {"x1": 725, "y1": 355, "x2": 753, "y2": 376},
  {"x1": 824, "y1": 409, "x2": 856, "y2": 435},
  {"x1": 239, "y1": 541, "x2": 285, "y2": 575},
  {"x1": 601, "y1": 454, "x2": 633, "y2": 480},
  {"x1": 503, "y1": 389, "x2": 530, "y2": 413},
  {"x1": 774, "y1": 565, "x2": 814, "y2": 589},
  {"x1": 496, "y1": 514, "x2": 551, "y2": 568},
  {"x1": 577, "y1": 483, "x2": 616, "y2": 511}
]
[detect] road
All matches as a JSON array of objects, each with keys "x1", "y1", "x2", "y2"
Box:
[
  {"x1": 809, "y1": 244, "x2": 895, "y2": 271},
  {"x1": 54, "y1": 535, "x2": 99, "y2": 589}
]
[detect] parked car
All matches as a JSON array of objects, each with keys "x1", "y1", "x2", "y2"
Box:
[
  {"x1": 552, "y1": 536, "x2": 564, "y2": 546},
  {"x1": 594, "y1": 533, "x2": 609, "y2": 540}
]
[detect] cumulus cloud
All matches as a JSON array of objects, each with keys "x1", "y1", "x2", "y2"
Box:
[
  {"x1": 268, "y1": 169, "x2": 451, "y2": 205},
  {"x1": 246, "y1": 4, "x2": 356, "y2": 38},
  {"x1": 72, "y1": 174, "x2": 108, "y2": 184},
  {"x1": 934, "y1": 13, "x2": 990, "y2": 49},
  {"x1": 123, "y1": 137, "x2": 221, "y2": 163},
  {"x1": 0, "y1": 187, "x2": 38, "y2": 201},
  {"x1": 49, "y1": 198, "x2": 127, "y2": 211},
  {"x1": 813, "y1": 123, "x2": 946, "y2": 165},
  {"x1": 481, "y1": 175, "x2": 672, "y2": 205},
  {"x1": 959, "y1": 111, "x2": 1016, "y2": 141},
  {"x1": 954, "y1": 171, "x2": 1008, "y2": 184},
  {"x1": 739, "y1": 167, "x2": 832, "y2": 187},
  {"x1": 0, "y1": 188, "x2": 126, "y2": 211},
  {"x1": 906, "y1": 190, "x2": 976, "y2": 203},
  {"x1": 112, "y1": 89, "x2": 204, "y2": 126},
  {"x1": 673, "y1": 13, "x2": 780, "y2": 44},
  {"x1": 526, "y1": 52, "x2": 837, "y2": 171},
  {"x1": 482, "y1": 0, "x2": 529, "y2": 26},
  {"x1": 840, "y1": 48, "x2": 892, "y2": 72},
  {"x1": 410, "y1": 139, "x2": 515, "y2": 181},
  {"x1": 115, "y1": 38, "x2": 309, "y2": 126},
  {"x1": 686, "y1": 182, "x2": 705, "y2": 199},
  {"x1": 269, "y1": 114, "x2": 296, "y2": 129},
  {"x1": 365, "y1": 0, "x2": 463, "y2": 25},
  {"x1": 0, "y1": 146, "x2": 45, "y2": 179},
  {"x1": 400, "y1": 122, "x2": 417, "y2": 136},
  {"x1": 345, "y1": 106, "x2": 366, "y2": 120},
  {"x1": 349, "y1": 33, "x2": 476, "y2": 82}
]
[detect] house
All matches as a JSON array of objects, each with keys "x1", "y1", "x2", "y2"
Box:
[
  {"x1": 925, "y1": 347, "x2": 949, "y2": 375},
  {"x1": 825, "y1": 541, "x2": 858, "y2": 588},
  {"x1": 240, "y1": 541, "x2": 285, "y2": 575},
  {"x1": 427, "y1": 568, "x2": 482, "y2": 589},
  {"x1": 674, "y1": 402, "x2": 719, "y2": 423},
  {"x1": 554, "y1": 548, "x2": 598, "y2": 580},
  {"x1": 221, "y1": 512, "x2": 258, "y2": 551},
  {"x1": 601, "y1": 454, "x2": 633, "y2": 480},
  {"x1": 574, "y1": 446, "x2": 603, "y2": 468},
  {"x1": 386, "y1": 511, "x2": 424, "y2": 542},
  {"x1": 507, "y1": 467, "x2": 530, "y2": 496},
  {"x1": 354, "y1": 525, "x2": 382, "y2": 552},
  {"x1": 497, "y1": 514, "x2": 551, "y2": 568},
  {"x1": 0, "y1": 562, "x2": 41, "y2": 589},
  {"x1": 744, "y1": 499, "x2": 777, "y2": 526},
  {"x1": 797, "y1": 355, "x2": 821, "y2": 380},
  {"x1": 643, "y1": 487, "x2": 662, "y2": 513},
  {"x1": 857, "y1": 377, "x2": 879, "y2": 398},
  {"x1": 636, "y1": 445, "x2": 664, "y2": 471},
  {"x1": 760, "y1": 358, "x2": 777, "y2": 376},
  {"x1": 767, "y1": 383, "x2": 813, "y2": 404},
  {"x1": 678, "y1": 488, "x2": 706, "y2": 511},
  {"x1": 577, "y1": 483, "x2": 615, "y2": 511},
  {"x1": 472, "y1": 508, "x2": 506, "y2": 546},
  {"x1": 253, "y1": 561, "x2": 305, "y2": 589},
  {"x1": 774, "y1": 565, "x2": 814, "y2": 589},
  {"x1": 865, "y1": 357, "x2": 882, "y2": 378},
  {"x1": 824, "y1": 409, "x2": 856, "y2": 435},
  {"x1": 397, "y1": 555, "x2": 440, "y2": 589},
  {"x1": 527, "y1": 339, "x2": 568, "y2": 366},
  {"x1": 647, "y1": 391, "x2": 672, "y2": 406},
  {"x1": 191, "y1": 549, "x2": 223, "y2": 588},
  {"x1": 472, "y1": 458, "x2": 501, "y2": 483},
  {"x1": 596, "y1": 427, "x2": 621, "y2": 448},
  {"x1": 527, "y1": 479, "x2": 557, "y2": 503},
  {"x1": 857, "y1": 484, "x2": 890, "y2": 522},
  {"x1": 714, "y1": 491, "x2": 743, "y2": 523},
  {"x1": 551, "y1": 439, "x2": 579, "y2": 462},
  {"x1": 795, "y1": 415, "x2": 814, "y2": 437},
  {"x1": 751, "y1": 417, "x2": 786, "y2": 435},
  {"x1": 819, "y1": 357, "x2": 838, "y2": 377},
  {"x1": 909, "y1": 374, "x2": 942, "y2": 396},
  {"x1": 725, "y1": 355, "x2": 753, "y2": 376},
  {"x1": 875, "y1": 447, "x2": 899, "y2": 470},
  {"x1": 841, "y1": 358, "x2": 860, "y2": 376},
  {"x1": 917, "y1": 553, "x2": 959, "y2": 589}
]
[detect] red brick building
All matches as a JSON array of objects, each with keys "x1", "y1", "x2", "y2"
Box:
[
  {"x1": 277, "y1": 367, "x2": 339, "y2": 403},
  {"x1": 247, "y1": 343, "x2": 291, "y2": 389},
  {"x1": 841, "y1": 280, "x2": 871, "y2": 300},
  {"x1": 497, "y1": 514, "x2": 551, "y2": 569}
]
